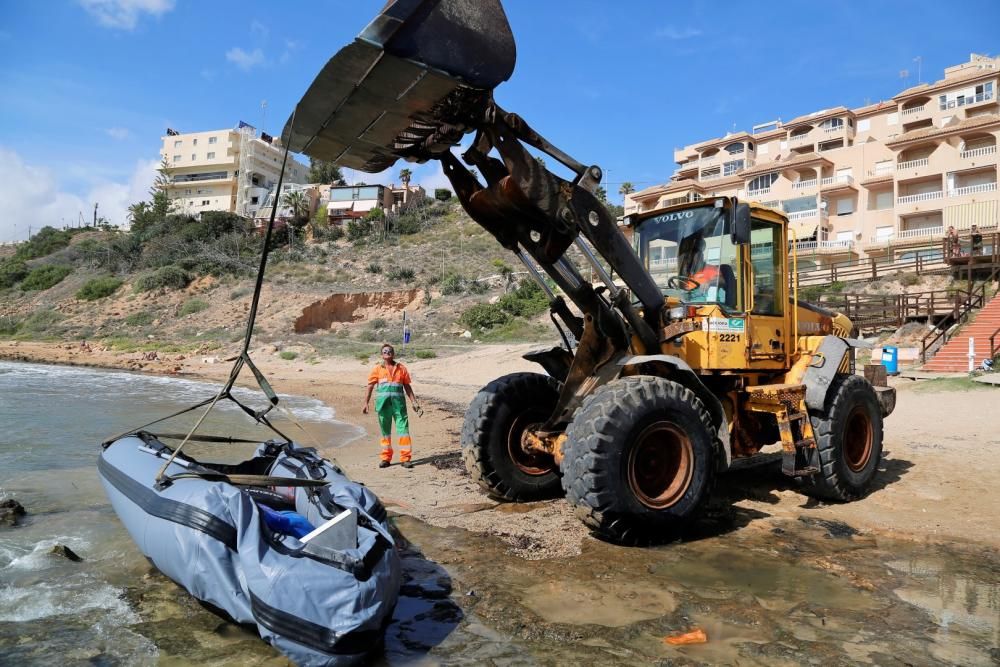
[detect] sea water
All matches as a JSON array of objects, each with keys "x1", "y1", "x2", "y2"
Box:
[{"x1": 0, "y1": 360, "x2": 360, "y2": 663}]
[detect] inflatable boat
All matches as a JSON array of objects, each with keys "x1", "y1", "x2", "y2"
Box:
[{"x1": 99, "y1": 433, "x2": 401, "y2": 666}]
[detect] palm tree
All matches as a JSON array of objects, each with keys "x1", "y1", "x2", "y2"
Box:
[
  {"x1": 399, "y1": 168, "x2": 412, "y2": 187},
  {"x1": 281, "y1": 190, "x2": 310, "y2": 228},
  {"x1": 618, "y1": 181, "x2": 635, "y2": 200},
  {"x1": 127, "y1": 201, "x2": 149, "y2": 224}
]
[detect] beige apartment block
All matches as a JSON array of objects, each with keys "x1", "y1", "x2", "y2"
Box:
[
  {"x1": 159, "y1": 125, "x2": 308, "y2": 219},
  {"x1": 627, "y1": 54, "x2": 999, "y2": 272}
]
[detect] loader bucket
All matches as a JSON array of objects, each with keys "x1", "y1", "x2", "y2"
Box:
[{"x1": 282, "y1": 0, "x2": 515, "y2": 173}]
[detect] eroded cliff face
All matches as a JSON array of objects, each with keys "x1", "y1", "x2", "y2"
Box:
[{"x1": 294, "y1": 289, "x2": 424, "y2": 333}]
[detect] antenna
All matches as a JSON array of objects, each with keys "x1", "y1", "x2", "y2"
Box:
[
  {"x1": 261, "y1": 100, "x2": 268, "y2": 131},
  {"x1": 913, "y1": 56, "x2": 922, "y2": 84}
]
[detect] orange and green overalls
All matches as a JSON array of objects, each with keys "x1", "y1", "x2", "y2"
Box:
[{"x1": 367, "y1": 361, "x2": 412, "y2": 463}]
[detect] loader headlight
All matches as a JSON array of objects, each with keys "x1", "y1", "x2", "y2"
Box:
[{"x1": 669, "y1": 306, "x2": 686, "y2": 321}]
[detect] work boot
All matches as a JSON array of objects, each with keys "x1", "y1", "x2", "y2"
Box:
[
  {"x1": 379, "y1": 460, "x2": 390, "y2": 469},
  {"x1": 401, "y1": 461, "x2": 414, "y2": 469}
]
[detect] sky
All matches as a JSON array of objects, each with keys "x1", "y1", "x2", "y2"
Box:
[{"x1": 1, "y1": 0, "x2": 998, "y2": 242}]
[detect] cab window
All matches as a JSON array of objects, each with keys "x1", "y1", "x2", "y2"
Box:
[{"x1": 749, "y1": 220, "x2": 783, "y2": 316}]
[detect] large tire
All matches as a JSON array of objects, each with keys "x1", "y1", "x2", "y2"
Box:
[
  {"x1": 461, "y1": 372, "x2": 562, "y2": 501},
  {"x1": 805, "y1": 374, "x2": 884, "y2": 501},
  {"x1": 561, "y1": 376, "x2": 716, "y2": 545}
]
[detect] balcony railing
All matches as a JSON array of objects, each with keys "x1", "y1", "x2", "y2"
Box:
[
  {"x1": 939, "y1": 91, "x2": 994, "y2": 110},
  {"x1": 789, "y1": 135, "x2": 813, "y2": 147},
  {"x1": 948, "y1": 182, "x2": 997, "y2": 197},
  {"x1": 822, "y1": 124, "x2": 845, "y2": 133},
  {"x1": 901, "y1": 104, "x2": 927, "y2": 116},
  {"x1": 897, "y1": 158, "x2": 929, "y2": 170},
  {"x1": 792, "y1": 179, "x2": 817, "y2": 190},
  {"x1": 897, "y1": 191, "x2": 943, "y2": 204},
  {"x1": 700, "y1": 173, "x2": 723, "y2": 181},
  {"x1": 793, "y1": 240, "x2": 854, "y2": 252},
  {"x1": 898, "y1": 226, "x2": 943, "y2": 240},
  {"x1": 821, "y1": 175, "x2": 855, "y2": 187},
  {"x1": 746, "y1": 187, "x2": 771, "y2": 198},
  {"x1": 788, "y1": 209, "x2": 828, "y2": 221},
  {"x1": 960, "y1": 145, "x2": 997, "y2": 159},
  {"x1": 866, "y1": 165, "x2": 895, "y2": 178}
]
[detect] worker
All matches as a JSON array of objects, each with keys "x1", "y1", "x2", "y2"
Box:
[{"x1": 363, "y1": 343, "x2": 421, "y2": 469}]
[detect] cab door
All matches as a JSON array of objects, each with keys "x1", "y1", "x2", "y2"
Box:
[{"x1": 745, "y1": 219, "x2": 788, "y2": 369}]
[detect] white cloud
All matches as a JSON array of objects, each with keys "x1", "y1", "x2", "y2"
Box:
[
  {"x1": 654, "y1": 25, "x2": 702, "y2": 40},
  {"x1": 250, "y1": 20, "x2": 269, "y2": 39},
  {"x1": 106, "y1": 127, "x2": 131, "y2": 141},
  {"x1": 78, "y1": 0, "x2": 175, "y2": 30},
  {"x1": 226, "y1": 47, "x2": 266, "y2": 71},
  {"x1": 0, "y1": 147, "x2": 158, "y2": 242}
]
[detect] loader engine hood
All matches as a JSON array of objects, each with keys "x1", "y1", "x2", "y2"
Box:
[{"x1": 282, "y1": 0, "x2": 515, "y2": 172}]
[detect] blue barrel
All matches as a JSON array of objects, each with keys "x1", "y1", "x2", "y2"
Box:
[{"x1": 881, "y1": 346, "x2": 899, "y2": 375}]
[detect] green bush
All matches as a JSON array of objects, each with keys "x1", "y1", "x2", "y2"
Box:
[
  {"x1": 279, "y1": 351, "x2": 298, "y2": 361},
  {"x1": 125, "y1": 311, "x2": 155, "y2": 327},
  {"x1": 498, "y1": 280, "x2": 549, "y2": 317},
  {"x1": 370, "y1": 318, "x2": 387, "y2": 330},
  {"x1": 391, "y1": 212, "x2": 421, "y2": 235},
  {"x1": 19, "y1": 308, "x2": 63, "y2": 334},
  {"x1": 178, "y1": 299, "x2": 208, "y2": 316},
  {"x1": 898, "y1": 272, "x2": 921, "y2": 287},
  {"x1": 20, "y1": 265, "x2": 72, "y2": 291},
  {"x1": 0, "y1": 315, "x2": 20, "y2": 336},
  {"x1": 366, "y1": 262, "x2": 382, "y2": 274},
  {"x1": 347, "y1": 219, "x2": 371, "y2": 242},
  {"x1": 414, "y1": 349, "x2": 436, "y2": 359},
  {"x1": 133, "y1": 265, "x2": 191, "y2": 292},
  {"x1": 76, "y1": 276, "x2": 123, "y2": 300},
  {"x1": 434, "y1": 188, "x2": 452, "y2": 201},
  {"x1": 14, "y1": 227, "x2": 73, "y2": 261},
  {"x1": 460, "y1": 303, "x2": 513, "y2": 330},
  {"x1": 387, "y1": 268, "x2": 415, "y2": 282},
  {"x1": 0, "y1": 260, "x2": 29, "y2": 289},
  {"x1": 440, "y1": 273, "x2": 464, "y2": 295}
]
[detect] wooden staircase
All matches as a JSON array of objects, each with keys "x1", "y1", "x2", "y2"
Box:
[{"x1": 923, "y1": 292, "x2": 1000, "y2": 372}]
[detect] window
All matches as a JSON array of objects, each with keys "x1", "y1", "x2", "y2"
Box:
[
  {"x1": 724, "y1": 142, "x2": 745, "y2": 155},
  {"x1": 191, "y1": 154, "x2": 196, "y2": 161},
  {"x1": 251, "y1": 196, "x2": 259, "y2": 205},
  {"x1": 206, "y1": 152, "x2": 215, "y2": 159},
  {"x1": 887, "y1": 113, "x2": 898, "y2": 125},
  {"x1": 201, "y1": 200, "x2": 210, "y2": 206},
  {"x1": 758, "y1": 143, "x2": 769, "y2": 155},
  {"x1": 184, "y1": 189, "x2": 192, "y2": 195},
  {"x1": 723, "y1": 159, "x2": 744, "y2": 176},
  {"x1": 857, "y1": 118, "x2": 870, "y2": 132},
  {"x1": 173, "y1": 140, "x2": 182, "y2": 148},
  {"x1": 873, "y1": 191, "x2": 893, "y2": 210},
  {"x1": 836, "y1": 230, "x2": 853, "y2": 242},
  {"x1": 750, "y1": 220, "x2": 782, "y2": 316},
  {"x1": 173, "y1": 154, "x2": 181, "y2": 162},
  {"x1": 208, "y1": 136, "x2": 217, "y2": 144},
  {"x1": 749, "y1": 172, "x2": 778, "y2": 191},
  {"x1": 875, "y1": 226, "x2": 894, "y2": 241},
  {"x1": 193, "y1": 138, "x2": 198, "y2": 146},
  {"x1": 820, "y1": 117, "x2": 844, "y2": 130},
  {"x1": 835, "y1": 197, "x2": 854, "y2": 215}
]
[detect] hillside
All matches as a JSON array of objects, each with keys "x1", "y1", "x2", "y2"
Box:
[{"x1": 0, "y1": 198, "x2": 556, "y2": 364}]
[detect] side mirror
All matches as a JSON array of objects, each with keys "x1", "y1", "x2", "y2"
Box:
[{"x1": 731, "y1": 203, "x2": 751, "y2": 244}]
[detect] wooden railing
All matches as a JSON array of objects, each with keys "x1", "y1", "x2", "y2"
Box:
[
  {"x1": 819, "y1": 289, "x2": 962, "y2": 330},
  {"x1": 796, "y1": 254, "x2": 951, "y2": 287},
  {"x1": 991, "y1": 325, "x2": 1000, "y2": 361}
]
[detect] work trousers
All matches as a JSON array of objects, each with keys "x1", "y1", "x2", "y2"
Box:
[{"x1": 375, "y1": 394, "x2": 411, "y2": 462}]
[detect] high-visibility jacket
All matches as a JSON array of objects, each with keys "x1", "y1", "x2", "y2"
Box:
[{"x1": 367, "y1": 362, "x2": 411, "y2": 398}]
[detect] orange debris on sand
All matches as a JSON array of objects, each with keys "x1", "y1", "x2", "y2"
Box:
[{"x1": 663, "y1": 628, "x2": 708, "y2": 645}]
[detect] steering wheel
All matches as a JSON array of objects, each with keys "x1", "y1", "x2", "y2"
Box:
[{"x1": 667, "y1": 275, "x2": 701, "y2": 291}]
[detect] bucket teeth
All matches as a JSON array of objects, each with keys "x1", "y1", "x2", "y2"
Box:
[{"x1": 283, "y1": 0, "x2": 515, "y2": 172}]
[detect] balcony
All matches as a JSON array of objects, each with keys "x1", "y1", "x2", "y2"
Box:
[
  {"x1": 901, "y1": 104, "x2": 927, "y2": 117},
  {"x1": 897, "y1": 158, "x2": 929, "y2": 171},
  {"x1": 789, "y1": 135, "x2": 813, "y2": 148},
  {"x1": 897, "y1": 191, "x2": 943, "y2": 205},
  {"x1": 793, "y1": 240, "x2": 855, "y2": 253},
  {"x1": 792, "y1": 179, "x2": 818, "y2": 190},
  {"x1": 939, "y1": 90, "x2": 994, "y2": 111},
  {"x1": 960, "y1": 145, "x2": 997, "y2": 160},
  {"x1": 820, "y1": 175, "x2": 856, "y2": 191},
  {"x1": 948, "y1": 182, "x2": 997, "y2": 198},
  {"x1": 746, "y1": 187, "x2": 771, "y2": 198},
  {"x1": 700, "y1": 172, "x2": 723, "y2": 182},
  {"x1": 788, "y1": 209, "x2": 828, "y2": 221}
]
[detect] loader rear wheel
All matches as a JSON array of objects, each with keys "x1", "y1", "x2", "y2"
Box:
[
  {"x1": 461, "y1": 372, "x2": 562, "y2": 502},
  {"x1": 562, "y1": 376, "x2": 715, "y2": 545},
  {"x1": 805, "y1": 374, "x2": 883, "y2": 501}
]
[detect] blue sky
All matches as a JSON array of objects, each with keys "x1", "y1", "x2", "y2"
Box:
[{"x1": 1, "y1": 0, "x2": 997, "y2": 242}]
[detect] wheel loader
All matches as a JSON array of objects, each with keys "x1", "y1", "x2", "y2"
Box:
[{"x1": 283, "y1": 0, "x2": 896, "y2": 544}]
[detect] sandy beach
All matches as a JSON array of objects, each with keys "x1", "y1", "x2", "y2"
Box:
[{"x1": 3, "y1": 339, "x2": 999, "y2": 558}]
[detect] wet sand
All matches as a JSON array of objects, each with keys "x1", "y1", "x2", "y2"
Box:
[{"x1": 4, "y1": 339, "x2": 999, "y2": 558}]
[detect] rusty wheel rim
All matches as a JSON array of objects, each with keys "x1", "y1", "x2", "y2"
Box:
[
  {"x1": 844, "y1": 405, "x2": 874, "y2": 472},
  {"x1": 507, "y1": 413, "x2": 553, "y2": 476},
  {"x1": 627, "y1": 422, "x2": 694, "y2": 509}
]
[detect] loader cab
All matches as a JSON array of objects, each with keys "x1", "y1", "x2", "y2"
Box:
[{"x1": 633, "y1": 199, "x2": 791, "y2": 370}]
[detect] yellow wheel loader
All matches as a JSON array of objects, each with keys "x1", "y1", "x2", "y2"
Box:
[{"x1": 284, "y1": 0, "x2": 896, "y2": 544}]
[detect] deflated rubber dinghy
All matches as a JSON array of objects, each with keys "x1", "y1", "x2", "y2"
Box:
[{"x1": 99, "y1": 434, "x2": 401, "y2": 666}]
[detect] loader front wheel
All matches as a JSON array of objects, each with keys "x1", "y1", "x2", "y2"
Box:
[
  {"x1": 562, "y1": 376, "x2": 715, "y2": 545},
  {"x1": 805, "y1": 374, "x2": 884, "y2": 501},
  {"x1": 461, "y1": 372, "x2": 562, "y2": 502}
]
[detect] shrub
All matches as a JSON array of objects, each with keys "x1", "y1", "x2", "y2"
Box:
[
  {"x1": 133, "y1": 265, "x2": 191, "y2": 292},
  {"x1": 440, "y1": 272, "x2": 464, "y2": 295},
  {"x1": 414, "y1": 349, "x2": 436, "y2": 359},
  {"x1": 498, "y1": 280, "x2": 549, "y2": 318},
  {"x1": 178, "y1": 299, "x2": 208, "y2": 316},
  {"x1": 370, "y1": 318, "x2": 387, "y2": 330},
  {"x1": 0, "y1": 260, "x2": 29, "y2": 289},
  {"x1": 898, "y1": 272, "x2": 921, "y2": 287},
  {"x1": 76, "y1": 276, "x2": 123, "y2": 301},
  {"x1": 460, "y1": 303, "x2": 513, "y2": 330},
  {"x1": 21, "y1": 265, "x2": 72, "y2": 291},
  {"x1": 14, "y1": 226, "x2": 73, "y2": 261},
  {"x1": 19, "y1": 308, "x2": 63, "y2": 334},
  {"x1": 434, "y1": 188, "x2": 452, "y2": 201},
  {"x1": 387, "y1": 268, "x2": 415, "y2": 282},
  {"x1": 347, "y1": 219, "x2": 372, "y2": 242},
  {"x1": 391, "y1": 212, "x2": 421, "y2": 235},
  {"x1": 279, "y1": 351, "x2": 298, "y2": 361},
  {"x1": 366, "y1": 262, "x2": 382, "y2": 274},
  {"x1": 125, "y1": 311, "x2": 155, "y2": 327},
  {"x1": 0, "y1": 315, "x2": 20, "y2": 335},
  {"x1": 230, "y1": 287, "x2": 250, "y2": 300}
]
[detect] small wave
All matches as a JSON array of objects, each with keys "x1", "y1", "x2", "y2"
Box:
[
  {"x1": 0, "y1": 579, "x2": 138, "y2": 623},
  {"x1": 3, "y1": 536, "x2": 89, "y2": 571}
]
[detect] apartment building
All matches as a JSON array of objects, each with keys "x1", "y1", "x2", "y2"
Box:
[
  {"x1": 627, "y1": 54, "x2": 999, "y2": 272},
  {"x1": 159, "y1": 124, "x2": 309, "y2": 219}
]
